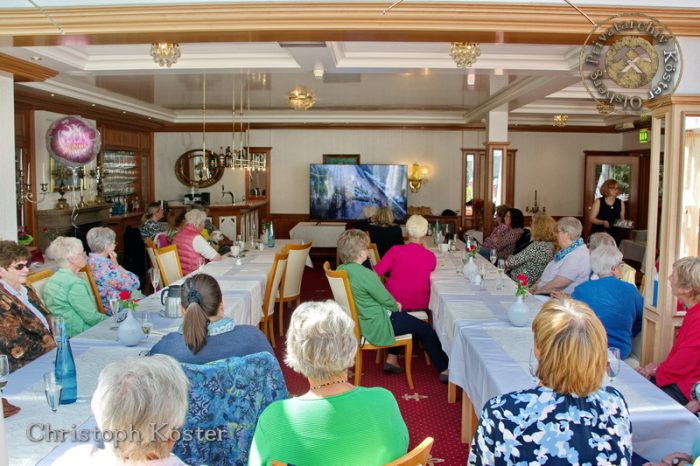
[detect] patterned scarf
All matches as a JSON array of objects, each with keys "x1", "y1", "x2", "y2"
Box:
[{"x1": 553, "y1": 237, "x2": 584, "y2": 262}]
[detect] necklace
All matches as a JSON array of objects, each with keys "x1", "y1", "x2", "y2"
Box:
[{"x1": 310, "y1": 379, "x2": 348, "y2": 390}]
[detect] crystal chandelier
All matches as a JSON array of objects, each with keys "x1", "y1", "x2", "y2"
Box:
[
  {"x1": 596, "y1": 100, "x2": 614, "y2": 115},
  {"x1": 449, "y1": 42, "x2": 481, "y2": 69},
  {"x1": 288, "y1": 86, "x2": 315, "y2": 110},
  {"x1": 553, "y1": 114, "x2": 569, "y2": 127},
  {"x1": 150, "y1": 42, "x2": 181, "y2": 67}
]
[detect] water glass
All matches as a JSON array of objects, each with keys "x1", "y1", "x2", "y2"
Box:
[
  {"x1": 141, "y1": 312, "x2": 153, "y2": 340},
  {"x1": 43, "y1": 372, "x2": 62, "y2": 412},
  {"x1": 496, "y1": 260, "x2": 506, "y2": 290},
  {"x1": 607, "y1": 347, "x2": 621, "y2": 383},
  {"x1": 0, "y1": 355, "x2": 9, "y2": 394},
  {"x1": 489, "y1": 249, "x2": 498, "y2": 265},
  {"x1": 51, "y1": 316, "x2": 66, "y2": 340},
  {"x1": 108, "y1": 294, "x2": 120, "y2": 329}
]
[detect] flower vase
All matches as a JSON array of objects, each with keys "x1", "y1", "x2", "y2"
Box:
[
  {"x1": 463, "y1": 256, "x2": 479, "y2": 283},
  {"x1": 507, "y1": 295, "x2": 530, "y2": 327},
  {"x1": 118, "y1": 310, "x2": 143, "y2": 346}
]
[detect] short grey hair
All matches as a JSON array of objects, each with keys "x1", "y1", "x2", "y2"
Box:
[
  {"x1": 589, "y1": 232, "x2": 616, "y2": 251},
  {"x1": 92, "y1": 355, "x2": 189, "y2": 461},
  {"x1": 45, "y1": 236, "x2": 84, "y2": 267},
  {"x1": 337, "y1": 229, "x2": 369, "y2": 264},
  {"x1": 406, "y1": 214, "x2": 428, "y2": 240},
  {"x1": 557, "y1": 217, "x2": 583, "y2": 241},
  {"x1": 590, "y1": 244, "x2": 622, "y2": 277},
  {"x1": 184, "y1": 209, "x2": 207, "y2": 227},
  {"x1": 673, "y1": 256, "x2": 700, "y2": 302},
  {"x1": 285, "y1": 300, "x2": 358, "y2": 380},
  {"x1": 86, "y1": 227, "x2": 116, "y2": 253}
]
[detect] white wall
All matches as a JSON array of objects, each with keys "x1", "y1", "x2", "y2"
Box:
[
  {"x1": 0, "y1": 73, "x2": 17, "y2": 241},
  {"x1": 153, "y1": 128, "x2": 624, "y2": 217}
]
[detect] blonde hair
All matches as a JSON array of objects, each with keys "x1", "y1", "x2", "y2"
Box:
[
  {"x1": 531, "y1": 215, "x2": 559, "y2": 252},
  {"x1": 373, "y1": 207, "x2": 395, "y2": 227},
  {"x1": 337, "y1": 229, "x2": 369, "y2": 264},
  {"x1": 532, "y1": 298, "x2": 607, "y2": 396},
  {"x1": 673, "y1": 256, "x2": 700, "y2": 303}
]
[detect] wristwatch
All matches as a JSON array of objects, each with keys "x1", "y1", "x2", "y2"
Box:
[
  {"x1": 671, "y1": 457, "x2": 691, "y2": 465},
  {"x1": 691, "y1": 380, "x2": 700, "y2": 401}
]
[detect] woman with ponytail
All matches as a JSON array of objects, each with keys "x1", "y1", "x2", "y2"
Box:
[{"x1": 150, "y1": 274, "x2": 273, "y2": 363}]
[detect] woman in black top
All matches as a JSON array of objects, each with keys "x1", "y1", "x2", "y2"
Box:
[
  {"x1": 366, "y1": 206, "x2": 404, "y2": 258},
  {"x1": 589, "y1": 179, "x2": 625, "y2": 245}
]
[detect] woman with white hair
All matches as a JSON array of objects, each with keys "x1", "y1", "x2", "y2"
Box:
[
  {"x1": 54, "y1": 354, "x2": 189, "y2": 465},
  {"x1": 530, "y1": 217, "x2": 591, "y2": 295},
  {"x1": 571, "y1": 244, "x2": 643, "y2": 359},
  {"x1": 86, "y1": 227, "x2": 140, "y2": 312},
  {"x1": 172, "y1": 208, "x2": 221, "y2": 276},
  {"x1": 43, "y1": 237, "x2": 106, "y2": 337},
  {"x1": 248, "y1": 300, "x2": 408, "y2": 465}
]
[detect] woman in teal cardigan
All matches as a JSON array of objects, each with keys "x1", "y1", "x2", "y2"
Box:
[{"x1": 44, "y1": 237, "x2": 106, "y2": 337}]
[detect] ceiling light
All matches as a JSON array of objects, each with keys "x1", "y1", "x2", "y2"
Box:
[
  {"x1": 449, "y1": 42, "x2": 481, "y2": 69},
  {"x1": 313, "y1": 62, "x2": 325, "y2": 80},
  {"x1": 288, "y1": 86, "x2": 315, "y2": 110},
  {"x1": 553, "y1": 114, "x2": 569, "y2": 127},
  {"x1": 150, "y1": 42, "x2": 181, "y2": 67},
  {"x1": 467, "y1": 70, "x2": 475, "y2": 86},
  {"x1": 596, "y1": 100, "x2": 614, "y2": 115}
]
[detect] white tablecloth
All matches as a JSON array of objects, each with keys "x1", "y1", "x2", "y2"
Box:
[{"x1": 289, "y1": 221, "x2": 346, "y2": 248}]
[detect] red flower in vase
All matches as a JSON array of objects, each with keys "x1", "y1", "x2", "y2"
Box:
[
  {"x1": 466, "y1": 244, "x2": 478, "y2": 258},
  {"x1": 515, "y1": 274, "x2": 529, "y2": 297}
]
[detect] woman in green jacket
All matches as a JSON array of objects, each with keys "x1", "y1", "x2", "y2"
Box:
[{"x1": 44, "y1": 237, "x2": 106, "y2": 337}]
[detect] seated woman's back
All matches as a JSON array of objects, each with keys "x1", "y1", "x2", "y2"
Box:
[{"x1": 366, "y1": 206, "x2": 404, "y2": 257}]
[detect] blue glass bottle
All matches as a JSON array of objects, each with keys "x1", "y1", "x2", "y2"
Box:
[
  {"x1": 266, "y1": 222, "x2": 275, "y2": 248},
  {"x1": 54, "y1": 321, "x2": 77, "y2": 404}
]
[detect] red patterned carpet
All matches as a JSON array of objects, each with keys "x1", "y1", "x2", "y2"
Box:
[{"x1": 272, "y1": 258, "x2": 469, "y2": 466}]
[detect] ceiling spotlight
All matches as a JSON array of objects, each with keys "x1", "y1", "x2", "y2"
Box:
[
  {"x1": 449, "y1": 42, "x2": 481, "y2": 69},
  {"x1": 150, "y1": 42, "x2": 181, "y2": 67},
  {"x1": 596, "y1": 100, "x2": 614, "y2": 115},
  {"x1": 288, "y1": 86, "x2": 315, "y2": 110},
  {"x1": 553, "y1": 114, "x2": 569, "y2": 127},
  {"x1": 313, "y1": 62, "x2": 325, "y2": 80}
]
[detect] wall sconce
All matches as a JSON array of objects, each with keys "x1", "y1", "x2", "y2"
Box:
[{"x1": 408, "y1": 163, "x2": 430, "y2": 193}]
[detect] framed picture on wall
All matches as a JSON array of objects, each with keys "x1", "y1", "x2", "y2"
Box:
[{"x1": 323, "y1": 154, "x2": 360, "y2": 165}]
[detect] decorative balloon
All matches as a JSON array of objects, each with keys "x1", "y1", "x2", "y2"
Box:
[{"x1": 45, "y1": 115, "x2": 101, "y2": 167}]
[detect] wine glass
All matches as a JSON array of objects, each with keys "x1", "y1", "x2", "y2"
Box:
[
  {"x1": 108, "y1": 294, "x2": 120, "y2": 329},
  {"x1": 149, "y1": 267, "x2": 161, "y2": 293},
  {"x1": 607, "y1": 347, "x2": 621, "y2": 384},
  {"x1": 528, "y1": 349, "x2": 539, "y2": 383},
  {"x1": 43, "y1": 372, "x2": 62, "y2": 413},
  {"x1": 141, "y1": 312, "x2": 153, "y2": 341},
  {"x1": 489, "y1": 249, "x2": 498, "y2": 265},
  {"x1": 0, "y1": 355, "x2": 9, "y2": 395}
]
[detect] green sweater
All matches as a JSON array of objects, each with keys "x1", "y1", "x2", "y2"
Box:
[
  {"x1": 248, "y1": 386, "x2": 409, "y2": 466},
  {"x1": 43, "y1": 268, "x2": 106, "y2": 337},
  {"x1": 338, "y1": 262, "x2": 398, "y2": 346}
]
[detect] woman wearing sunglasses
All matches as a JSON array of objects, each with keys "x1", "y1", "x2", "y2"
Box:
[{"x1": 0, "y1": 240, "x2": 56, "y2": 372}]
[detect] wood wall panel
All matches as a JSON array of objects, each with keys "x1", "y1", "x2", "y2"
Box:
[{"x1": 270, "y1": 213, "x2": 311, "y2": 239}]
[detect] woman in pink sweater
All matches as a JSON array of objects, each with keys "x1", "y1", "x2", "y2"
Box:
[{"x1": 374, "y1": 215, "x2": 436, "y2": 311}]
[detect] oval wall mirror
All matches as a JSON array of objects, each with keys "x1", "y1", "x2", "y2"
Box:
[{"x1": 174, "y1": 149, "x2": 224, "y2": 188}]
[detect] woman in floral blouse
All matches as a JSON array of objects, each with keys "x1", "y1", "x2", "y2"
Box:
[
  {"x1": 505, "y1": 214, "x2": 558, "y2": 284},
  {"x1": 481, "y1": 207, "x2": 524, "y2": 261},
  {"x1": 468, "y1": 297, "x2": 633, "y2": 465},
  {"x1": 87, "y1": 227, "x2": 140, "y2": 313}
]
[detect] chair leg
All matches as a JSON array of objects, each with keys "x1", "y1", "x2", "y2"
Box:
[
  {"x1": 375, "y1": 349, "x2": 384, "y2": 364},
  {"x1": 355, "y1": 350, "x2": 363, "y2": 387},
  {"x1": 268, "y1": 318, "x2": 276, "y2": 348},
  {"x1": 278, "y1": 300, "x2": 285, "y2": 336},
  {"x1": 404, "y1": 340, "x2": 414, "y2": 390},
  {"x1": 424, "y1": 350, "x2": 431, "y2": 365}
]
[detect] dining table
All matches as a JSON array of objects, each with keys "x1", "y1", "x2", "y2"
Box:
[
  {"x1": 2, "y1": 239, "x2": 301, "y2": 465},
  {"x1": 428, "y1": 244, "x2": 700, "y2": 461}
]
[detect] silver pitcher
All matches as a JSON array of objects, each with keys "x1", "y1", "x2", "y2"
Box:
[{"x1": 160, "y1": 285, "x2": 182, "y2": 319}]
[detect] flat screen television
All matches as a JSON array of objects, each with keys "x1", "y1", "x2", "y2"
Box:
[{"x1": 310, "y1": 164, "x2": 408, "y2": 221}]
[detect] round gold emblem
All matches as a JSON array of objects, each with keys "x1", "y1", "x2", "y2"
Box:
[{"x1": 605, "y1": 36, "x2": 658, "y2": 89}]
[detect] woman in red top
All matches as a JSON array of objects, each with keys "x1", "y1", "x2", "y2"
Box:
[{"x1": 636, "y1": 256, "x2": 700, "y2": 406}]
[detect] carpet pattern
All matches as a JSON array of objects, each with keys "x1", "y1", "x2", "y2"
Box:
[{"x1": 272, "y1": 258, "x2": 469, "y2": 465}]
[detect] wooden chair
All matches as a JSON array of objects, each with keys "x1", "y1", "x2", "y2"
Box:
[
  {"x1": 367, "y1": 242, "x2": 380, "y2": 267},
  {"x1": 384, "y1": 437, "x2": 434, "y2": 466},
  {"x1": 155, "y1": 244, "x2": 183, "y2": 286},
  {"x1": 144, "y1": 238, "x2": 158, "y2": 269},
  {"x1": 276, "y1": 241, "x2": 312, "y2": 335},
  {"x1": 26, "y1": 268, "x2": 53, "y2": 303},
  {"x1": 261, "y1": 250, "x2": 288, "y2": 348},
  {"x1": 323, "y1": 261, "x2": 414, "y2": 390},
  {"x1": 77, "y1": 265, "x2": 107, "y2": 314}
]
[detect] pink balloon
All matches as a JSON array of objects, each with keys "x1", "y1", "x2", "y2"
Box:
[{"x1": 45, "y1": 116, "x2": 101, "y2": 167}]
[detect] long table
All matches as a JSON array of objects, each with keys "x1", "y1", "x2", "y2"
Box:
[
  {"x1": 4, "y1": 241, "x2": 294, "y2": 465},
  {"x1": 428, "y1": 247, "x2": 700, "y2": 461}
]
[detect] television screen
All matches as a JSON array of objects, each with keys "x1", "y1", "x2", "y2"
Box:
[{"x1": 310, "y1": 164, "x2": 408, "y2": 221}]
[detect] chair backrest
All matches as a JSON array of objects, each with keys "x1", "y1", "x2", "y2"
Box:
[
  {"x1": 174, "y1": 352, "x2": 288, "y2": 466},
  {"x1": 144, "y1": 238, "x2": 158, "y2": 269},
  {"x1": 323, "y1": 261, "x2": 362, "y2": 342},
  {"x1": 368, "y1": 242, "x2": 380, "y2": 267},
  {"x1": 620, "y1": 262, "x2": 636, "y2": 286},
  {"x1": 154, "y1": 232, "x2": 170, "y2": 248},
  {"x1": 155, "y1": 244, "x2": 183, "y2": 286},
  {"x1": 280, "y1": 241, "x2": 312, "y2": 299},
  {"x1": 26, "y1": 268, "x2": 53, "y2": 303},
  {"x1": 78, "y1": 265, "x2": 106, "y2": 314},
  {"x1": 384, "y1": 437, "x2": 434, "y2": 466},
  {"x1": 263, "y1": 251, "x2": 288, "y2": 319}
]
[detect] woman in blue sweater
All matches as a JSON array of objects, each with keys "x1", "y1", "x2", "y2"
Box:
[{"x1": 150, "y1": 273, "x2": 272, "y2": 363}]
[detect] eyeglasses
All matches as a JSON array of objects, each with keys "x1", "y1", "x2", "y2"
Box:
[{"x1": 10, "y1": 262, "x2": 30, "y2": 271}]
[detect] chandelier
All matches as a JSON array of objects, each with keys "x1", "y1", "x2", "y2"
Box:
[
  {"x1": 288, "y1": 86, "x2": 315, "y2": 110},
  {"x1": 596, "y1": 100, "x2": 614, "y2": 115},
  {"x1": 150, "y1": 42, "x2": 181, "y2": 67},
  {"x1": 449, "y1": 42, "x2": 481, "y2": 69},
  {"x1": 553, "y1": 114, "x2": 569, "y2": 127}
]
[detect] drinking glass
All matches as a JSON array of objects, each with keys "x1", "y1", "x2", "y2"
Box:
[
  {"x1": 141, "y1": 312, "x2": 153, "y2": 341},
  {"x1": 489, "y1": 249, "x2": 498, "y2": 265},
  {"x1": 108, "y1": 294, "x2": 120, "y2": 329},
  {"x1": 607, "y1": 347, "x2": 621, "y2": 384},
  {"x1": 43, "y1": 372, "x2": 62, "y2": 412},
  {"x1": 149, "y1": 267, "x2": 161, "y2": 293},
  {"x1": 0, "y1": 355, "x2": 9, "y2": 395},
  {"x1": 528, "y1": 349, "x2": 539, "y2": 383},
  {"x1": 51, "y1": 316, "x2": 65, "y2": 340},
  {"x1": 497, "y1": 260, "x2": 506, "y2": 290}
]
